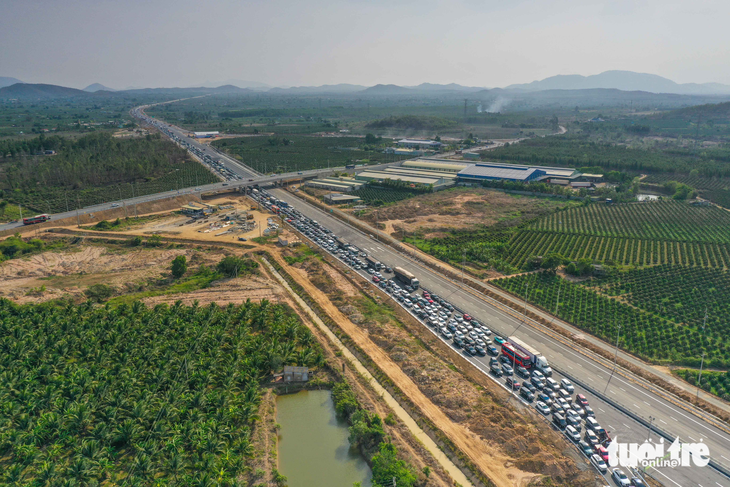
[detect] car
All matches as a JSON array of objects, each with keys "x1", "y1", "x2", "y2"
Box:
[
  {"x1": 590, "y1": 454, "x2": 607, "y2": 474},
  {"x1": 372, "y1": 276, "x2": 380, "y2": 283},
  {"x1": 585, "y1": 430, "x2": 599, "y2": 446},
  {"x1": 111, "y1": 203, "x2": 120, "y2": 208},
  {"x1": 630, "y1": 478, "x2": 647, "y2": 487},
  {"x1": 490, "y1": 363, "x2": 503, "y2": 377},
  {"x1": 493, "y1": 335, "x2": 506, "y2": 345},
  {"x1": 522, "y1": 381, "x2": 536, "y2": 393},
  {"x1": 612, "y1": 468, "x2": 630, "y2": 486},
  {"x1": 537, "y1": 392, "x2": 553, "y2": 405},
  {"x1": 552, "y1": 412, "x2": 567, "y2": 428},
  {"x1": 475, "y1": 345, "x2": 487, "y2": 356},
  {"x1": 586, "y1": 417, "x2": 601, "y2": 432},
  {"x1": 578, "y1": 440, "x2": 593, "y2": 457},
  {"x1": 560, "y1": 378, "x2": 575, "y2": 393},
  {"x1": 583, "y1": 405, "x2": 595, "y2": 417},
  {"x1": 505, "y1": 377, "x2": 521, "y2": 390},
  {"x1": 501, "y1": 364, "x2": 514, "y2": 376},
  {"x1": 487, "y1": 345, "x2": 499, "y2": 356},
  {"x1": 550, "y1": 403, "x2": 564, "y2": 415},
  {"x1": 565, "y1": 425, "x2": 581, "y2": 442},
  {"x1": 545, "y1": 377, "x2": 560, "y2": 391},
  {"x1": 530, "y1": 376, "x2": 545, "y2": 390},
  {"x1": 535, "y1": 400, "x2": 550, "y2": 415},
  {"x1": 516, "y1": 366, "x2": 530, "y2": 378},
  {"x1": 557, "y1": 388, "x2": 572, "y2": 400},
  {"x1": 519, "y1": 387, "x2": 535, "y2": 401},
  {"x1": 465, "y1": 345, "x2": 477, "y2": 356},
  {"x1": 575, "y1": 394, "x2": 589, "y2": 407},
  {"x1": 597, "y1": 445, "x2": 609, "y2": 462},
  {"x1": 571, "y1": 405, "x2": 585, "y2": 417}
]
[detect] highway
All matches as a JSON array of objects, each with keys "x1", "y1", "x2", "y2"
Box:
[{"x1": 270, "y1": 186, "x2": 730, "y2": 487}]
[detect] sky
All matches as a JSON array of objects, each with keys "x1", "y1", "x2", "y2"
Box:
[{"x1": 2, "y1": 0, "x2": 730, "y2": 89}]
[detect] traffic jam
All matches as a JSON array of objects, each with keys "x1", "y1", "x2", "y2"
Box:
[{"x1": 250, "y1": 187, "x2": 644, "y2": 484}]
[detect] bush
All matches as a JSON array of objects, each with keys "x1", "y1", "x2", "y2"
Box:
[
  {"x1": 84, "y1": 284, "x2": 114, "y2": 302},
  {"x1": 171, "y1": 255, "x2": 187, "y2": 279},
  {"x1": 216, "y1": 256, "x2": 259, "y2": 277}
]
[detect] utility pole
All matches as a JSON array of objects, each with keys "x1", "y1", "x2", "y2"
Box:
[
  {"x1": 463, "y1": 99, "x2": 468, "y2": 121},
  {"x1": 697, "y1": 307, "x2": 708, "y2": 398},
  {"x1": 76, "y1": 196, "x2": 80, "y2": 228},
  {"x1": 646, "y1": 416, "x2": 655, "y2": 441},
  {"x1": 604, "y1": 323, "x2": 622, "y2": 393},
  {"x1": 64, "y1": 191, "x2": 69, "y2": 213}
]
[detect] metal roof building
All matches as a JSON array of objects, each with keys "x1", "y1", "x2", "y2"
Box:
[
  {"x1": 396, "y1": 139, "x2": 443, "y2": 149},
  {"x1": 457, "y1": 163, "x2": 546, "y2": 182},
  {"x1": 354, "y1": 170, "x2": 454, "y2": 188},
  {"x1": 384, "y1": 167, "x2": 459, "y2": 180},
  {"x1": 401, "y1": 159, "x2": 468, "y2": 173},
  {"x1": 305, "y1": 177, "x2": 364, "y2": 192}
]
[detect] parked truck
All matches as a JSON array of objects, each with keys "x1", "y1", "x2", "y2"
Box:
[
  {"x1": 366, "y1": 256, "x2": 382, "y2": 270},
  {"x1": 393, "y1": 267, "x2": 419, "y2": 288},
  {"x1": 503, "y1": 336, "x2": 552, "y2": 376}
]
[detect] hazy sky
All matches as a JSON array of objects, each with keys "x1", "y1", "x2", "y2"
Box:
[{"x1": 2, "y1": 0, "x2": 729, "y2": 89}]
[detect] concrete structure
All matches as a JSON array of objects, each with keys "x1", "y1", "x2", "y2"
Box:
[
  {"x1": 383, "y1": 167, "x2": 459, "y2": 181},
  {"x1": 457, "y1": 163, "x2": 546, "y2": 182},
  {"x1": 324, "y1": 193, "x2": 362, "y2": 204},
  {"x1": 384, "y1": 147, "x2": 428, "y2": 156},
  {"x1": 396, "y1": 139, "x2": 442, "y2": 150},
  {"x1": 463, "y1": 152, "x2": 481, "y2": 161},
  {"x1": 401, "y1": 159, "x2": 468, "y2": 173},
  {"x1": 192, "y1": 131, "x2": 220, "y2": 138},
  {"x1": 283, "y1": 366, "x2": 309, "y2": 382}
]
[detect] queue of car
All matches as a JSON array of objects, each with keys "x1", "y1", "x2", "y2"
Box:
[{"x1": 249, "y1": 187, "x2": 645, "y2": 485}]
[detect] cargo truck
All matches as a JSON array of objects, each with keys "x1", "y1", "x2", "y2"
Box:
[
  {"x1": 366, "y1": 256, "x2": 382, "y2": 270},
  {"x1": 502, "y1": 336, "x2": 552, "y2": 376},
  {"x1": 393, "y1": 267, "x2": 419, "y2": 288}
]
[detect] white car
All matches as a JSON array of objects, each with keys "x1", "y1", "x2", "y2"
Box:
[
  {"x1": 564, "y1": 425, "x2": 581, "y2": 443},
  {"x1": 590, "y1": 453, "x2": 607, "y2": 473},
  {"x1": 560, "y1": 378, "x2": 575, "y2": 393},
  {"x1": 611, "y1": 468, "x2": 630, "y2": 486}
]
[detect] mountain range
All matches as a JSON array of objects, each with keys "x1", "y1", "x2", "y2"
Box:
[{"x1": 2, "y1": 70, "x2": 730, "y2": 99}]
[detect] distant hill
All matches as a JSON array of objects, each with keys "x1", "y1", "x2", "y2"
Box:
[
  {"x1": 119, "y1": 85, "x2": 252, "y2": 95},
  {"x1": 196, "y1": 79, "x2": 271, "y2": 90},
  {"x1": 268, "y1": 83, "x2": 366, "y2": 94},
  {"x1": 657, "y1": 101, "x2": 730, "y2": 121},
  {"x1": 0, "y1": 83, "x2": 89, "y2": 99},
  {"x1": 84, "y1": 83, "x2": 116, "y2": 92},
  {"x1": 0, "y1": 77, "x2": 22, "y2": 89},
  {"x1": 362, "y1": 84, "x2": 414, "y2": 95},
  {"x1": 505, "y1": 70, "x2": 730, "y2": 95},
  {"x1": 407, "y1": 83, "x2": 486, "y2": 92}
]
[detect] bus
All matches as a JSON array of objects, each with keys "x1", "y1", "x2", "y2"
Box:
[
  {"x1": 500, "y1": 342, "x2": 532, "y2": 369},
  {"x1": 23, "y1": 214, "x2": 51, "y2": 225}
]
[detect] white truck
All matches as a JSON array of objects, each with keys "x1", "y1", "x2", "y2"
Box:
[{"x1": 508, "y1": 336, "x2": 552, "y2": 376}]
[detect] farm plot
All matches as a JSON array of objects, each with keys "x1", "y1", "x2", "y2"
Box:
[
  {"x1": 0, "y1": 298, "x2": 324, "y2": 485},
  {"x1": 675, "y1": 370, "x2": 730, "y2": 401},
  {"x1": 531, "y1": 200, "x2": 730, "y2": 244},
  {"x1": 493, "y1": 272, "x2": 730, "y2": 368},
  {"x1": 584, "y1": 264, "x2": 730, "y2": 330},
  {"x1": 350, "y1": 186, "x2": 421, "y2": 205},
  {"x1": 504, "y1": 231, "x2": 730, "y2": 269},
  {"x1": 213, "y1": 135, "x2": 406, "y2": 173}
]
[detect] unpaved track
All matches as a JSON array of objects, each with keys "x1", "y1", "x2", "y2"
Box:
[{"x1": 267, "y1": 252, "x2": 537, "y2": 487}]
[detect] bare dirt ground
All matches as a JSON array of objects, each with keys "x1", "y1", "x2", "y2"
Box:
[
  {"x1": 269, "y1": 249, "x2": 596, "y2": 486},
  {"x1": 356, "y1": 187, "x2": 570, "y2": 237},
  {"x1": 142, "y1": 273, "x2": 284, "y2": 307}
]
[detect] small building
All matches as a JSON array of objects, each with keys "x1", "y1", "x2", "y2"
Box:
[
  {"x1": 463, "y1": 152, "x2": 481, "y2": 160},
  {"x1": 324, "y1": 193, "x2": 362, "y2": 204},
  {"x1": 181, "y1": 202, "x2": 216, "y2": 217},
  {"x1": 580, "y1": 173, "x2": 604, "y2": 183},
  {"x1": 396, "y1": 139, "x2": 443, "y2": 150},
  {"x1": 570, "y1": 181, "x2": 593, "y2": 189},
  {"x1": 283, "y1": 366, "x2": 309, "y2": 382}
]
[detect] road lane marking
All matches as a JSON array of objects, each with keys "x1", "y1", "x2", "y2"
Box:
[
  {"x1": 670, "y1": 416, "x2": 678, "y2": 422},
  {"x1": 624, "y1": 423, "x2": 631, "y2": 428},
  {"x1": 659, "y1": 419, "x2": 667, "y2": 424},
  {"x1": 721, "y1": 455, "x2": 730, "y2": 461},
  {"x1": 633, "y1": 404, "x2": 640, "y2": 409},
  {"x1": 649, "y1": 466, "x2": 682, "y2": 487},
  {"x1": 644, "y1": 401, "x2": 651, "y2": 405},
  {"x1": 598, "y1": 407, "x2": 605, "y2": 413}
]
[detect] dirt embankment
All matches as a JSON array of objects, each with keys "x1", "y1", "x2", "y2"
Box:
[
  {"x1": 270, "y1": 248, "x2": 597, "y2": 487},
  {"x1": 357, "y1": 187, "x2": 569, "y2": 238}
]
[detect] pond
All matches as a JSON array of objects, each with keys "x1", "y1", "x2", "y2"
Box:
[{"x1": 277, "y1": 389, "x2": 372, "y2": 487}]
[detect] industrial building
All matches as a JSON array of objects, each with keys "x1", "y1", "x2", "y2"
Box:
[
  {"x1": 305, "y1": 177, "x2": 364, "y2": 192},
  {"x1": 192, "y1": 131, "x2": 220, "y2": 138},
  {"x1": 400, "y1": 159, "x2": 468, "y2": 173},
  {"x1": 396, "y1": 139, "x2": 443, "y2": 150},
  {"x1": 457, "y1": 163, "x2": 547, "y2": 183},
  {"x1": 354, "y1": 170, "x2": 454, "y2": 190},
  {"x1": 324, "y1": 193, "x2": 362, "y2": 204}
]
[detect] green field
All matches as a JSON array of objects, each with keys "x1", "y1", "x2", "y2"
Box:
[
  {"x1": 0, "y1": 132, "x2": 217, "y2": 216},
  {"x1": 675, "y1": 370, "x2": 730, "y2": 401},
  {"x1": 212, "y1": 135, "x2": 406, "y2": 173},
  {"x1": 0, "y1": 298, "x2": 323, "y2": 485},
  {"x1": 494, "y1": 271, "x2": 729, "y2": 368},
  {"x1": 350, "y1": 186, "x2": 421, "y2": 205}
]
